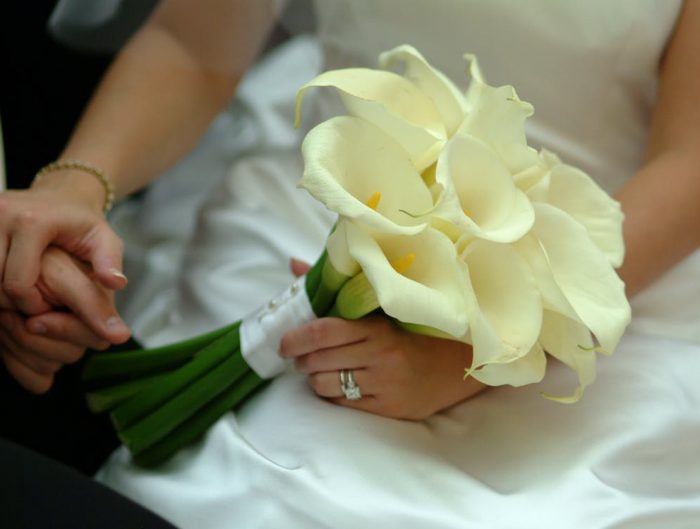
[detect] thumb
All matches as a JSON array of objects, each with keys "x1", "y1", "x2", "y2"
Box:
[{"x1": 87, "y1": 224, "x2": 128, "y2": 290}]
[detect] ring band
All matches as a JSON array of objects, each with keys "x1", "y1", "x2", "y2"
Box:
[{"x1": 339, "y1": 369, "x2": 362, "y2": 400}]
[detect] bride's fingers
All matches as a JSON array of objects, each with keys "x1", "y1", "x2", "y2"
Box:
[
  {"x1": 307, "y1": 368, "x2": 373, "y2": 398},
  {"x1": 280, "y1": 318, "x2": 370, "y2": 359},
  {"x1": 293, "y1": 342, "x2": 373, "y2": 374}
]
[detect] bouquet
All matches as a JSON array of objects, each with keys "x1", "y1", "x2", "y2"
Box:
[{"x1": 84, "y1": 45, "x2": 631, "y2": 467}]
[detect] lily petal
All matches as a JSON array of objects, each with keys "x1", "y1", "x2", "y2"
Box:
[
  {"x1": 468, "y1": 343, "x2": 547, "y2": 387},
  {"x1": 345, "y1": 222, "x2": 471, "y2": 337},
  {"x1": 435, "y1": 133, "x2": 535, "y2": 242},
  {"x1": 461, "y1": 55, "x2": 538, "y2": 173},
  {"x1": 379, "y1": 45, "x2": 467, "y2": 136},
  {"x1": 539, "y1": 310, "x2": 597, "y2": 403},
  {"x1": 299, "y1": 116, "x2": 434, "y2": 235},
  {"x1": 514, "y1": 234, "x2": 579, "y2": 321},
  {"x1": 532, "y1": 203, "x2": 630, "y2": 353},
  {"x1": 296, "y1": 68, "x2": 445, "y2": 170},
  {"x1": 462, "y1": 239, "x2": 543, "y2": 371},
  {"x1": 548, "y1": 163, "x2": 625, "y2": 267},
  {"x1": 326, "y1": 218, "x2": 360, "y2": 277}
]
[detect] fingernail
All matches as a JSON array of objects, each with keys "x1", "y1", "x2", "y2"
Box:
[
  {"x1": 29, "y1": 322, "x2": 48, "y2": 335},
  {"x1": 110, "y1": 268, "x2": 128, "y2": 281},
  {"x1": 106, "y1": 316, "x2": 127, "y2": 332}
]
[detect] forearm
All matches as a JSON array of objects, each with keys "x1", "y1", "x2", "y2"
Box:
[
  {"x1": 615, "y1": 0, "x2": 700, "y2": 298},
  {"x1": 58, "y1": 25, "x2": 237, "y2": 200},
  {"x1": 616, "y1": 150, "x2": 700, "y2": 297},
  {"x1": 32, "y1": 0, "x2": 278, "y2": 209}
]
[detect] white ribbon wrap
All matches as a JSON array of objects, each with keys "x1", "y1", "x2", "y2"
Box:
[{"x1": 239, "y1": 277, "x2": 316, "y2": 378}]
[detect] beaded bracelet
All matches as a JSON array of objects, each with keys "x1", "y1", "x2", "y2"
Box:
[{"x1": 35, "y1": 159, "x2": 115, "y2": 214}]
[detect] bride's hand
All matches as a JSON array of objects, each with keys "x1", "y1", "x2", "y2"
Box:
[{"x1": 280, "y1": 316, "x2": 486, "y2": 420}]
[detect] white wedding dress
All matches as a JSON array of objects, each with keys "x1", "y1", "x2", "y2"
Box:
[{"x1": 98, "y1": 1, "x2": 700, "y2": 527}]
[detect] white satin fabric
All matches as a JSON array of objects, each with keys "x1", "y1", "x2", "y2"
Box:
[{"x1": 99, "y1": 1, "x2": 700, "y2": 527}]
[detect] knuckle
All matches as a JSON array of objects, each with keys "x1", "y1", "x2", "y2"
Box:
[
  {"x1": 3, "y1": 279, "x2": 26, "y2": 298},
  {"x1": 306, "y1": 319, "x2": 332, "y2": 346},
  {"x1": 18, "y1": 208, "x2": 41, "y2": 228}
]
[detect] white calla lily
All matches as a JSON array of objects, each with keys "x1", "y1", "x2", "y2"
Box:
[
  {"x1": 434, "y1": 132, "x2": 535, "y2": 242},
  {"x1": 460, "y1": 239, "x2": 543, "y2": 377},
  {"x1": 299, "y1": 116, "x2": 434, "y2": 235},
  {"x1": 468, "y1": 343, "x2": 547, "y2": 387},
  {"x1": 461, "y1": 55, "x2": 539, "y2": 173},
  {"x1": 514, "y1": 234, "x2": 579, "y2": 321},
  {"x1": 344, "y1": 221, "x2": 472, "y2": 338},
  {"x1": 547, "y1": 163, "x2": 625, "y2": 267},
  {"x1": 296, "y1": 68, "x2": 446, "y2": 170},
  {"x1": 531, "y1": 203, "x2": 630, "y2": 353},
  {"x1": 325, "y1": 219, "x2": 360, "y2": 277},
  {"x1": 513, "y1": 149, "x2": 560, "y2": 200},
  {"x1": 515, "y1": 150, "x2": 625, "y2": 267},
  {"x1": 538, "y1": 310, "x2": 597, "y2": 403},
  {"x1": 379, "y1": 45, "x2": 467, "y2": 136}
]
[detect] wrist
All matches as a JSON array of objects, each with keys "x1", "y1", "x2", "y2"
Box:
[{"x1": 32, "y1": 160, "x2": 115, "y2": 215}]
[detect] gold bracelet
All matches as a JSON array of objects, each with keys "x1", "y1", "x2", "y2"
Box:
[{"x1": 35, "y1": 159, "x2": 115, "y2": 214}]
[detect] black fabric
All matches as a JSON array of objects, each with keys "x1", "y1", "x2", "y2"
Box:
[
  {"x1": 0, "y1": 437, "x2": 177, "y2": 529},
  {"x1": 0, "y1": 1, "x2": 111, "y2": 190},
  {"x1": 0, "y1": 340, "x2": 140, "y2": 476}
]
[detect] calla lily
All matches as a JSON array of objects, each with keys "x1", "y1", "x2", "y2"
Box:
[
  {"x1": 467, "y1": 343, "x2": 547, "y2": 388},
  {"x1": 341, "y1": 220, "x2": 472, "y2": 338},
  {"x1": 547, "y1": 163, "x2": 625, "y2": 267},
  {"x1": 538, "y1": 310, "x2": 597, "y2": 403},
  {"x1": 515, "y1": 150, "x2": 625, "y2": 267},
  {"x1": 460, "y1": 239, "x2": 543, "y2": 381},
  {"x1": 299, "y1": 116, "x2": 434, "y2": 235},
  {"x1": 296, "y1": 46, "x2": 469, "y2": 171},
  {"x1": 433, "y1": 132, "x2": 535, "y2": 243},
  {"x1": 325, "y1": 219, "x2": 361, "y2": 277},
  {"x1": 379, "y1": 45, "x2": 467, "y2": 137},
  {"x1": 460, "y1": 55, "x2": 539, "y2": 174},
  {"x1": 529, "y1": 203, "x2": 630, "y2": 353}
]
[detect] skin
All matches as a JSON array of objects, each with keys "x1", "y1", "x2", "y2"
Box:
[
  {"x1": 0, "y1": 247, "x2": 130, "y2": 393},
  {"x1": 1, "y1": 1, "x2": 699, "y2": 418}
]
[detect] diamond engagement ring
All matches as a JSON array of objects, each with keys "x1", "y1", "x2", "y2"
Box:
[{"x1": 339, "y1": 369, "x2": 362, "y2": 400}]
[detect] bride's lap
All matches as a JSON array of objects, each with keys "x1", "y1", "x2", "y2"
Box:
[{"x1": 97, "y1": 330, "x2": 700, "y2": 529}]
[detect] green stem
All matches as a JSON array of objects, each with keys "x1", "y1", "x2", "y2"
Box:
[
  {"x1": 132, "y1": 371, "x2": 267, "y2": 468},
  {"x1": 110, "y1": 325, "x2": 241, "y2": 431},
  {"x1": 304, "y1": 250, "x2": 327, "y2": 303},
  {"x1": 82, "y1": 321, "x2": 239, "y2": 382},
  {"x1": 86, "y1": 371, "x2": 172, "y2": 413},
  {"x1": 310, "y1": 257, "x2": 349, "y2": 316},
  {"x1": 120, "y1": 350, "x2": 252, "y2": 457}
]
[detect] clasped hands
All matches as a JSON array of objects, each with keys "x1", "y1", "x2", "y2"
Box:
[
  {"x1": 0, "y1": 187, "x2": 131, "y2": 394},
  {"x1": 0, "y1": 245, "x2": 131, "y2": 393}
]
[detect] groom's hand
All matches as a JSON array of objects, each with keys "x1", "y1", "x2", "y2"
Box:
[{"x1": 0, "y1": 247, "x2": 131, "y2": 394}]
